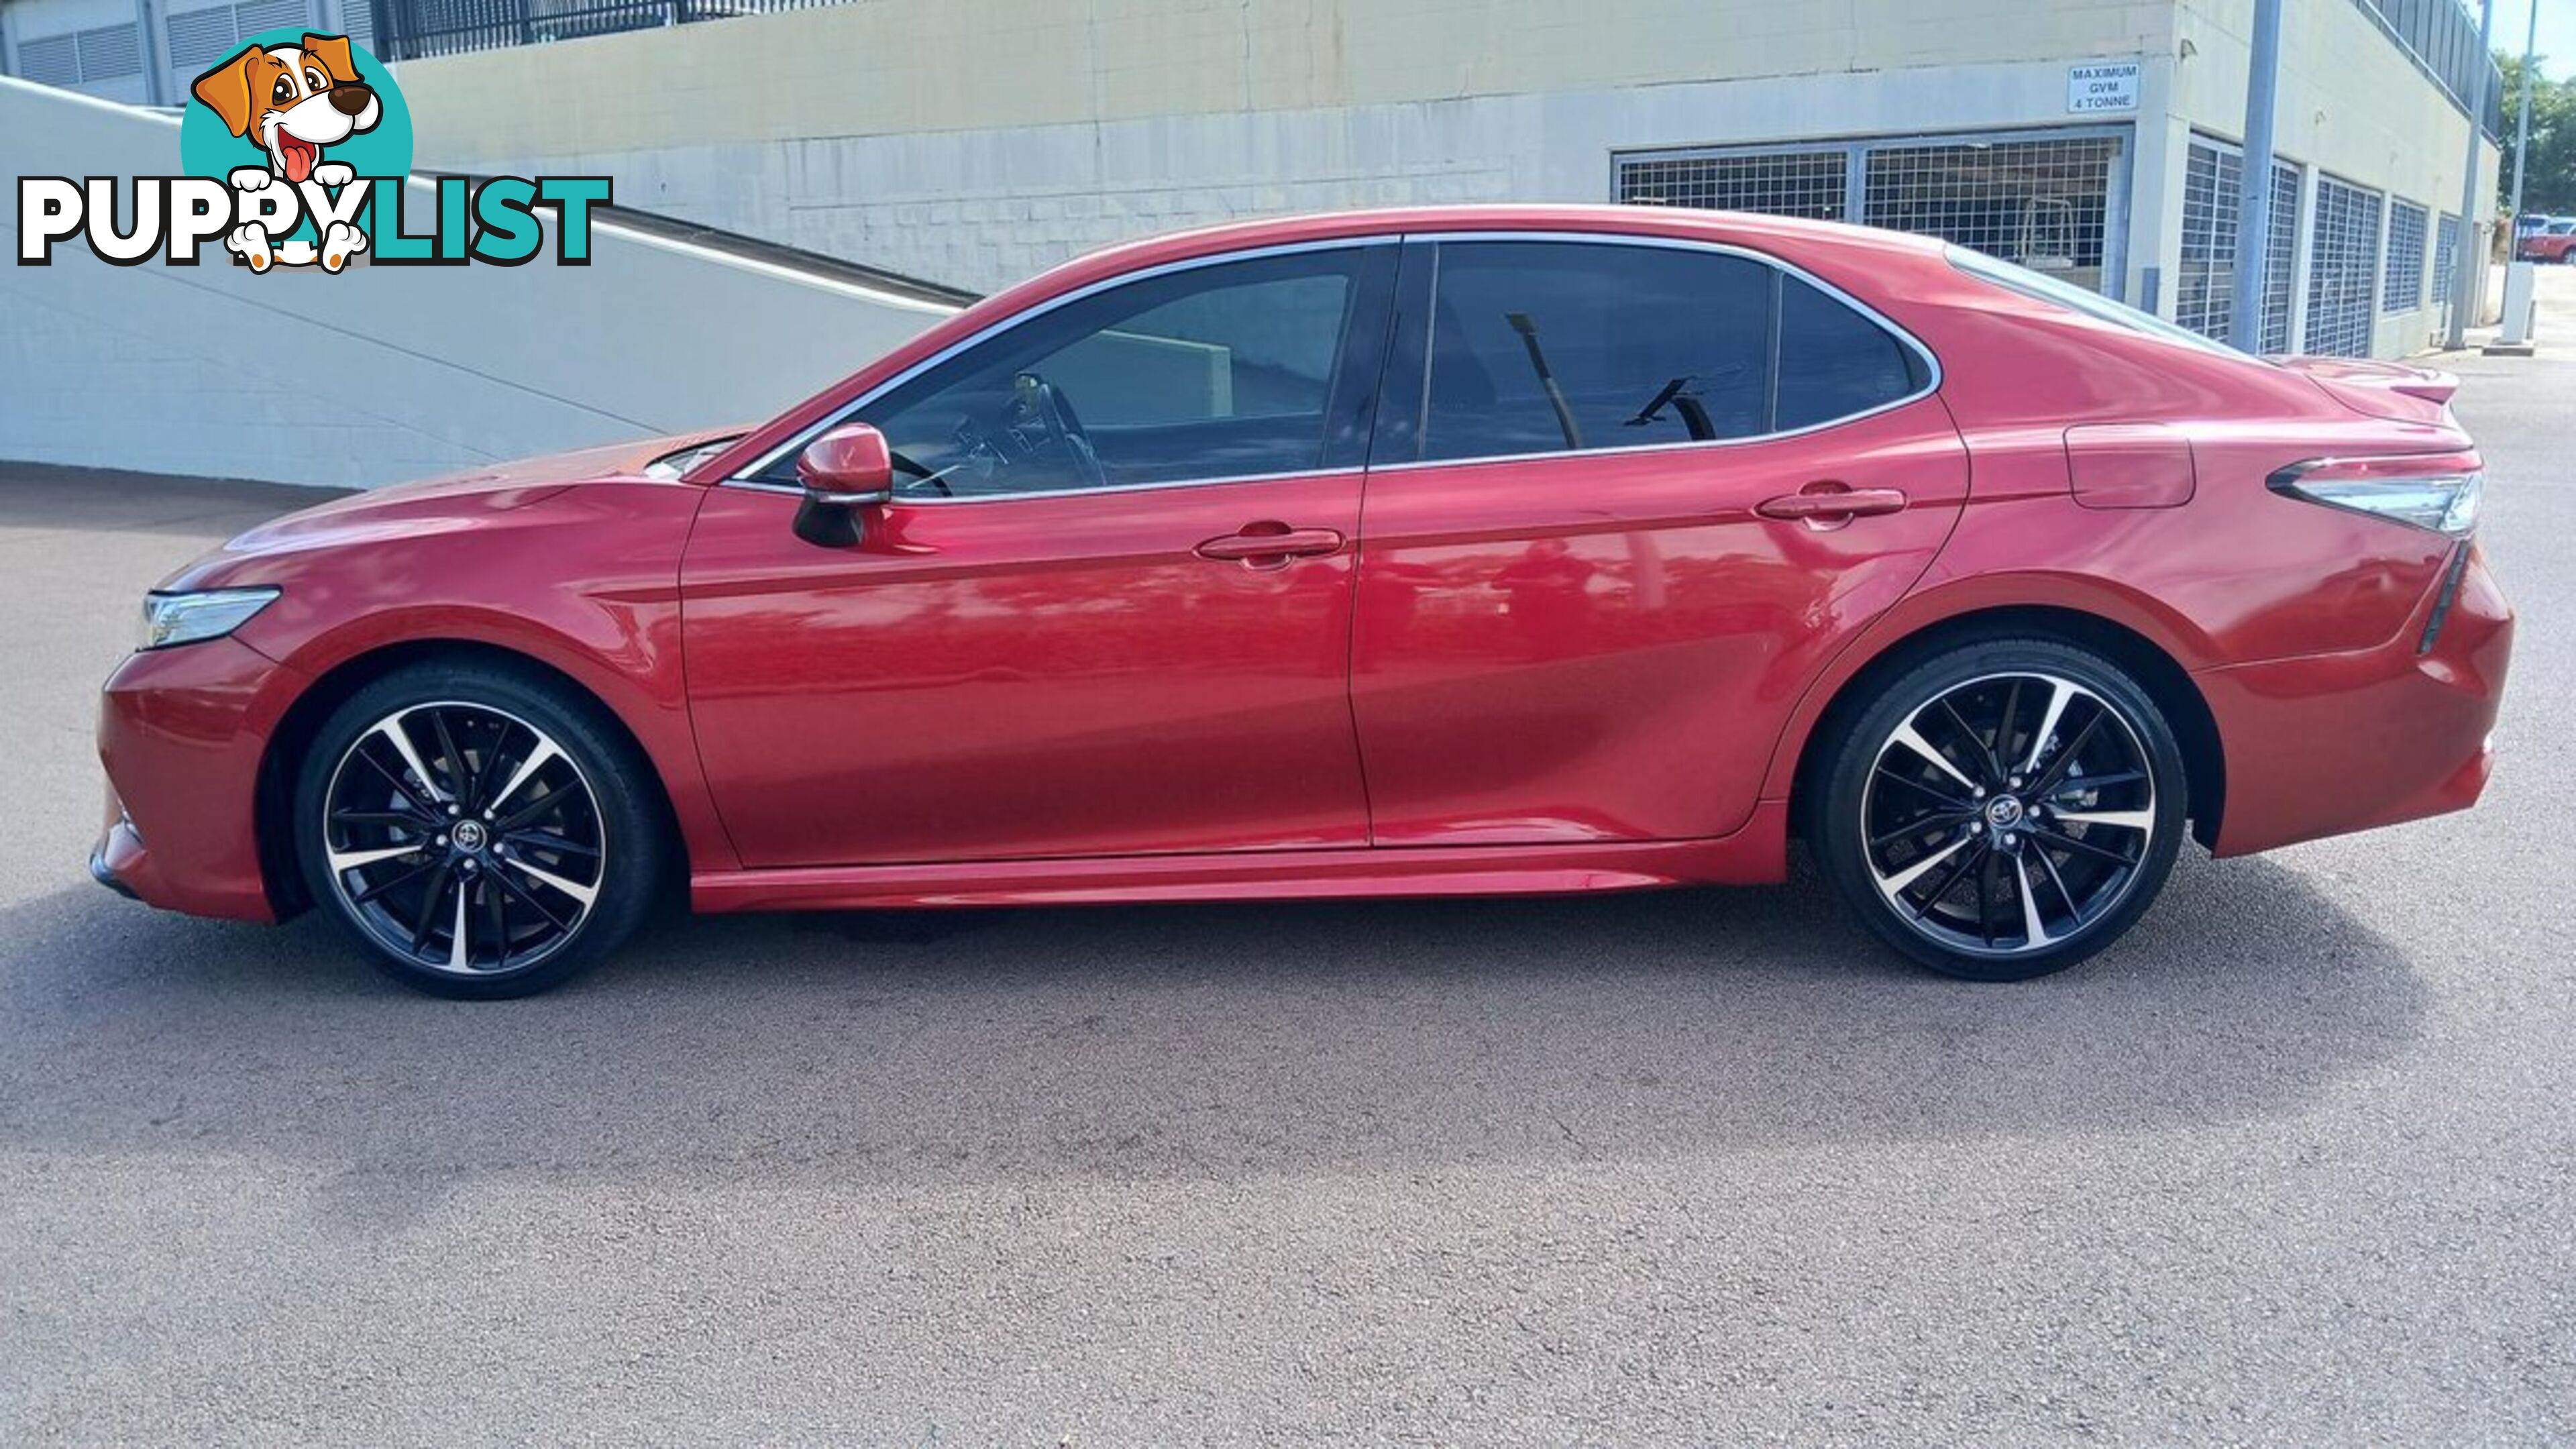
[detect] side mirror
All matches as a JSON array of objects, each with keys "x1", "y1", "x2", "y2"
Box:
[{"x1": 792, "y1": 423, "x2": 896, "y2": 547}]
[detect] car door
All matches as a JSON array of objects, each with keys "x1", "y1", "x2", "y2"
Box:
[
  {"x1": 1349, "y1": 235, "x2": 1970, "y2": 846},
  {"x1": 681, "y1": 242, "x2": 1398, "y2": 867}
]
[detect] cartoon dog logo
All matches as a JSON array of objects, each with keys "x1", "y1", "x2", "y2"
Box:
[{"x1": 190, "y1": 34, "x2": 380, "y2": 272}]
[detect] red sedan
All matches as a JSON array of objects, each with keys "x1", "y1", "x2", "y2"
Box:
[
  {"x1": 95, "y1": 206, "x2": 2512, "y2": 998},
  {"x1": 2521, "y1": 220, "x2": 2576, "y2": 264}
]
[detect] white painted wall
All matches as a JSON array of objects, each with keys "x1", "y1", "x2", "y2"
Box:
[
  {"x1": 382, "y1": 0, "x2": 2496, "y2": 358},
  {"x1": 2153, "y1": 0, "x2": 2501, "y2": 353},
  {"x1": 392, "y1": 0, "x2": 2174, "y2": 295},
  {"x1": 0, "y1": 76, "x2": 954, "y2": 488}
]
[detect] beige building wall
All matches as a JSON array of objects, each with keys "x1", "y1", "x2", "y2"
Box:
[
  {"x1": 397, "y1": 0, "x2": 2174, "y2": 158},
  {"x1": 391, "y1": 0, "x2": 2173, "y2": 293},
  {"x1": 2151, "y1": 0, "x2": 2500, "y2": 352},
  {"x1": 385, "y1": 0, "x2": 2496, "y2": 357}
]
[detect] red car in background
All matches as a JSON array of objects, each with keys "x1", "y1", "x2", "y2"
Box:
[
  {"x1": 2520, "y1": 219, "x2": 2576, "y2": 263},
  {"x1": 95, "y1": 206, "x2": 2512, "y2": 997}
]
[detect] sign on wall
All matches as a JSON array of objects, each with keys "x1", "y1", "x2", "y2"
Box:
[{"x1": 2068, "y1": 60, "x2": 2141, "y2": 114}]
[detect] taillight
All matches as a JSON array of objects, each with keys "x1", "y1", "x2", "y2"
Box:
[{"x1": 2267, "y1": 451, "x2": 2483, "y2": 537}]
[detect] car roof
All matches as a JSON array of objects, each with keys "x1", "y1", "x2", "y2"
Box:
[{"x1": 1017, "y1": 204, "x2": 1953, "y2": 297}]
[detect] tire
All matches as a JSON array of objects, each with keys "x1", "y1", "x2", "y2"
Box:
[
  {"x1": 1813, "y1": 637, "x2": 2188, "y2": 982},
  {"x1": 292, "y1": 660, "x2": 668, "y2": 999}
]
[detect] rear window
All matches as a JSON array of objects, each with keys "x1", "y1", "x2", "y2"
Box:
[{"x1": 1947, "y1": 245, "x2": 2249, "y2": 360}]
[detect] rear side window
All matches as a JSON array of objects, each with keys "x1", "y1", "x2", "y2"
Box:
[
  {"x1": 1776, "y1": 274, "x2": 1923, "y2": 433},
  {"x1": 1407, "y1": 240, "x2": 1929, "y2": 465}
]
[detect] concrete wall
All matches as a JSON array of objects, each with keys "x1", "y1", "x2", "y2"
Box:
[
  {"x1": 0, "y1": 76, "x2": 954, "y2": 488},
  {"x1": 392, "y1": 0, "x2": 2174, "y2": 294}
]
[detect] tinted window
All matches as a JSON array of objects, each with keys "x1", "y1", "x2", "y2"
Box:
[
  {"x1": 1419, "y1": 242, "x2": 1773, "y2": 462},
  {"x1": 853, "y1": 249, "x2": 1370, "y2": 498},
  {"x1": 1776, "y1": 275, "x2": 1921, "y2": 431},
  {"x1": 1947, "y1": 244, "x2": 2240, "y2": 359},
  {"x1": 1412, "y1": 241, "x2": 1925, "y2": 464}
]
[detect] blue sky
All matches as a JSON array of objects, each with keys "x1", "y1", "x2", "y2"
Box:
[{"x1": 2492, "y1": 0, "x2": 2573, "y2": 80}]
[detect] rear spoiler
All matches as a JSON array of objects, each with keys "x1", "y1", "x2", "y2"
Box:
[{"x1": 2271, "y1": 356, "x2": 2460, "y2": 423}]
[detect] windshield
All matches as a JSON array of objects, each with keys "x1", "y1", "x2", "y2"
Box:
[{"x1": 1945, "y1": 244, "x2": 2251, "y2": 360}]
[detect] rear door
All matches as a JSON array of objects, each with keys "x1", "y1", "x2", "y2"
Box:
[{"x1": 1349, "y1": 235, "x2": 1970, "y2": 846}]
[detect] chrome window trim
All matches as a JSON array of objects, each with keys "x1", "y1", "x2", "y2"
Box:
[
  {"x1": 728, "y1": 237, "x2": 1399, "y2": 494},
  {"x1": 734, "y1": 467, "x2": 1368, "y2": 507},
  {"x1": 728, "y1": 227, "x2": 1945, "y2": 498}
]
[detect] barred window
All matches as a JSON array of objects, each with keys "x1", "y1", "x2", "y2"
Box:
[
  {"x1": 1616, "y1": 150, "x2": 1847, "y2": 223},
  {"x1": 2384, "y1": 201, "x2": 2429, "y2": 313},
  {"x1": 2304, "y1": 174, "x2": 2384, "y2": 358},
  {"x1": 1616, "y1": 129, "x2": 2130, "y2": 297},
  {"x1": 2177, "y1": 140, "x2": 2242, "y2": 341},
  {"x1": 2176, "y1": 136, "x2": 2302, "y2": 350},
  {"x1": 2431, "y1": 212, "x2": 2461, "y2": 330},
  {"x1": 2260, "y1": 163, "x2": 2300, "y2": 354},
  {"x1": 1864, "y1": 136, "x2": 2126, "y2": 297}
]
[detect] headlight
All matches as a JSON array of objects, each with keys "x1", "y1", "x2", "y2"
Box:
[
  {"x1": 2269, "y1": 453, "x2": 2483, "y2": 537},
  {"x1": 139, "y1": 587, "x2": 280, "y2": 651}
]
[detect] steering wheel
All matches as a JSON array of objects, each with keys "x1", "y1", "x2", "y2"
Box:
[{"x1": 1014, "y1": 371, "x2": 1108, "y2": 492}]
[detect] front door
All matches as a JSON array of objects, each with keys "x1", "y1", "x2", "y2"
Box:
[
  {"x1": 682, "y1": 243, "x2": 1397, "y2": 867},
  {"x1": 1349, "y1": 236, "x2": 1970, "y2": 846}
]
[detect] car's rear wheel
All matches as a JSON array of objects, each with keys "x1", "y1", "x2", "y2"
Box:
[
  {"x1": 1814, "y1": 637, "x2": 2187, "y2": 981},
  {"x1": 293, "y1": 662, "x2": 666, "y2": 999}
]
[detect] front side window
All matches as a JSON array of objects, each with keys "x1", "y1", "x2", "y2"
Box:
[
  {"x1": 1409, "y1": 241, "x2": 1928, "y2": 465},
  {"x1": 812, "y1": 248, "x2": 1379, "y2": 498}
]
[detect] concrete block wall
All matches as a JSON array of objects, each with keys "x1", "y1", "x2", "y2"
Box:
[
  {"x1": 392, "y1": 0, "x2": 2175, "y2": 294},
  {"x1": 0, "y1": 76, "x2": 955, "y2": 488}
]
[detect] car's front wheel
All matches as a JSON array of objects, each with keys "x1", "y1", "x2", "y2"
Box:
[
  {"x1": 293, "y1": 661, "x2": 667, "y2": 998},
  {"x1": 1814, "y1": 637, "x2": 2188, "y2": 981}
]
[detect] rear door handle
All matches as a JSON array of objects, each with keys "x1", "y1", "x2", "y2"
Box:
[
  {"x1": 1755, "y1": 486, "x2": 1909, "y2": 523},
  {"x1": 1195, "y1": 525, "x2": 1346, "y2": 565}
]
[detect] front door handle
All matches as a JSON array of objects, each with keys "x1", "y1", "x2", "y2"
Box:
[
  {"x1": 1195, "y1": 525, "x2": 1346, "y2": 566},
  {"x1": 1755, "y1": 485, "x2": 1909, "y2": 524}
]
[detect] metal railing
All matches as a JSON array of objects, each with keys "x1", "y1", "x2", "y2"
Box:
[
  {"x1": 367, "y1": 0, "x2": 835, "y2": 61},
  {"x1": 2352, "y1": 0, "x2": 2506, "y2": 137}
]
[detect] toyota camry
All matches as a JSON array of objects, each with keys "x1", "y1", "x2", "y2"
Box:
[{"x1": 94, "y1": 206, "x2": 2513, "y2": 997}]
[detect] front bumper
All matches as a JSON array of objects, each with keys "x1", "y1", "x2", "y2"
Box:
[
  {"x1": 91, "y1": 636, "x2": 307, "y2": 922},
  {"x1": 2199, "y1": 541, "x2": 2513, "y2": 857}
]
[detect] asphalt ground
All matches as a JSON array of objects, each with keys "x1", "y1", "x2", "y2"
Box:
[{"x1": 3, "y1": 276, "x2": 2572, "y2": 1443}]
